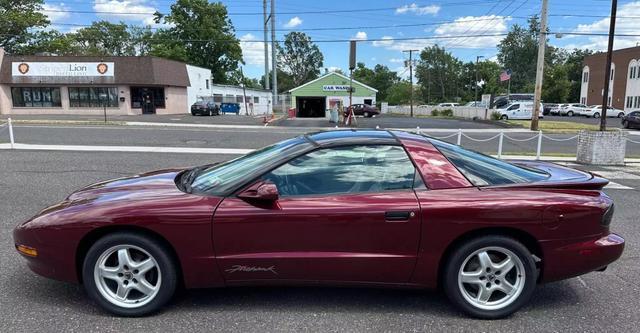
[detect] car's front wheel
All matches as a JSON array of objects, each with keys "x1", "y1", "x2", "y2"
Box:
[
  {"x1": 618, "y1": 112, "x2": 624, "y2": 118},
  {"x1": 443, "y1": 236, "x2": 537, "y2": 319},
  {"x1": 593, "y1": 112, "x2": 600, "y2": 118},
  {"x1": 567, "y1": 110, "x2": 574, "y2": 116},
  {"x1": 82, "y1": 232, "x2": 177, "y2": 316},
  {"x1": 500, "y1": 115, "x2": 508, "y2": 120}
]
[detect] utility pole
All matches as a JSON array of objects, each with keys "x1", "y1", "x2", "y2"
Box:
[
  {"x1": 531, "y1": 0, "x2": 548, "y2": 131},
  {"x1": 600, "y1": 0, "x2": 618, "y2": 131},
  {"x1": 475, "y1": 55, "x2": 484, "y2": 107},
  {"x1": 270, "y1": 0, "x2": 278, "y2": 114},
  {"x1": 240, "y1": 67, "x2": 249, "y2": 115},
  {"x1": 403, "y1": 49, "x2": 419, "y2": 117},
  {"x1": 262, "y1": 0, "x2": 269, "y2": 90}
]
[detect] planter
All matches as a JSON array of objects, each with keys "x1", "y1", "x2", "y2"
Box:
[{"x1": 576, "y1": 130, "x2": 627, "y2": 165}]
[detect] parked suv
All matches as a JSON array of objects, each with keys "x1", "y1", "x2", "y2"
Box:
[
  {"x1": 560, "y1": 103, "x2": 589, "y2": 116},
  {"x1": 437, "y1": 102, "x2": 460, "y2": 108},
  {"x1": 191, "y1": 100, "x2": 219, "y2": 116},
  {"x1": 622, "y1": 111, "x2": 640, "y2": 129}
]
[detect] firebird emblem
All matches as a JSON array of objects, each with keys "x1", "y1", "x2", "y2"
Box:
[{"x1": 225, "y1": 265, "x2": 278, "y2": 275}]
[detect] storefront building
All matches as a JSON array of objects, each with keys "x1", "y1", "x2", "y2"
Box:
[
  {"x1": 289, "y1": 72, "x2": 377, "y2": 117},
  {"x1": 0, "y1": 48, "x2": 192, "y2": 115}
]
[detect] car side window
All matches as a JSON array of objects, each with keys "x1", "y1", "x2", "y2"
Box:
[
  {"x1": 507, "y1": 104, "x2": 519, "y2": 110},
  {"x1": 263, "y1": 145, "x2": 416, "y2": 197}
]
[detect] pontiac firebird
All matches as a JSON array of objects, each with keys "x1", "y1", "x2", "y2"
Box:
[{"x1": 13, "y1": 130, "x2": 624, "y2": 318}]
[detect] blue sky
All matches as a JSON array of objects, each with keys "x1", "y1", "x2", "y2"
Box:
[{"x1": 40, "y1": 0, "x2": 640, "y2": 80}]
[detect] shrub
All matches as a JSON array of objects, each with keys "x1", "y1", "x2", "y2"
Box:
[
  {"x1": 440, "y1": 109, "x2": 454, "y2": 117},
  {"x1": 490, "y1": 111, "x2": 502, "y2": 120},
  {"x1": 431, "y1": 109, "x2": 440, "y2": 116}
]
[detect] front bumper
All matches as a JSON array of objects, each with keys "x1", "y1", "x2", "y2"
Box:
[{"x1": 540, "y1": 233, "x2": 625, "y2": 283}]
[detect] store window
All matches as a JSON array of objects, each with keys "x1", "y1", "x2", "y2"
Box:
[
  {"x1": 253, "y1": 96, "x2": 259, "y2": 103},
  {"x1": 11, "y1": 87, "x2": 62, "y2": 107},
  {"x1": 68, "y1": 87, "x2": 118, "y2": 107},
  {"x1": 627, "y1": 96, "x2": 633, "y2": 108},
  {"x1": 213, "y1": 94, "x2": 223, "y2": 103},
  {"x1": 131, "y1": 87, "x2": 165, "y2": 108},
  {"x1": 206, "y1": 79, "x2": 210, "y2": 89},
  {"x1": 236, "y1": 95, "x2": 244, "y2": 103}
]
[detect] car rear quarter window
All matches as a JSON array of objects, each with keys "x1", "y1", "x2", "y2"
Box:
[
  {"x1": 263, "y1": 145, "x2": 416, "y2": 197},
  {"x1": 430, "y1": 140, "x2": 549, "y2": 186}
]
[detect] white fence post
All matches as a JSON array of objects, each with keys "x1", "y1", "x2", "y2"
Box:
[
  {"x1": 536, "y1": 130, "x2": 542, "y2": 160},
  {"x1": 8, "y1": 117, "x2": 15, "y2": 149},
  {"x1": 498, "y1": 131, "x2": 504, "y2": 159},
  {"x1": 457, "y1": 129, "x2": 462, "y2": 145}
]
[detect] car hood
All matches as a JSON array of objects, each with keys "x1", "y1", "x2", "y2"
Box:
[{"x1": 65, "y1": 168, "x2": 186, "y2": 204}]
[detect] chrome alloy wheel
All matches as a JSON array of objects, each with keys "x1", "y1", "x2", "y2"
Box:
[
  {"x1": 93, "y1": 245, "x2": 161, "y2": 309},
  {"x1": 458, "y1": 247, "x2": 526, "y2": 311}
]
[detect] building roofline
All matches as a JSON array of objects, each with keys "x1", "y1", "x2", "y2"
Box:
[
  {"x1": 210, "y1": 83, "x2": 272, "y2": 93},
  {"x1": 288, "y1": 72, "x2": 379, "y2": 93}
]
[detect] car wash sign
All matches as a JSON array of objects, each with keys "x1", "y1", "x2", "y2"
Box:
[
  {"x1": 322, "y1": 85, "x2": 351, "y2": 92},
  {"x1": 12, "y1": 62, "x2": 115, "y2": 77}
]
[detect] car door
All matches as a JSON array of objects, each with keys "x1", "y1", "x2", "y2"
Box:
[
  {"x1": 507, "y1": 103, "x2": 520, "y2": 119},
  {"x1": 212, "y1": 145, "x2": 422, "y2": 283}
]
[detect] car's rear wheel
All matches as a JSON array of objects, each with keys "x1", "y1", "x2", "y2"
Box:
[
  {"x1": 500, "y1": 115, "x2": 508, "y2": 120},
  {"x1": 618, "y1": 112, "x2": 624, "y2": 118},
  {"x1": 443, "y1": 236, "x2": 537, "y2": 319},
  {"x1": 593, "y1": 112, "x2": 600, "y2": 118},
  {"x1": 82, "y1": 232, "x2": 177, "y2": 316},
  {"x1": 364, "y1": 111, "x2": 370, "y2": 117}
]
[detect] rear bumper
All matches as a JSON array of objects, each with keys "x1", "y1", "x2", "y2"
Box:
[{"x1": 540, "y1": 233, "x2": 625, "y2": 283}]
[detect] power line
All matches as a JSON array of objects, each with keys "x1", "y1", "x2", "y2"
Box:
[{"x1": 48, "y1": 15, "x2": 535, "y2": 32}]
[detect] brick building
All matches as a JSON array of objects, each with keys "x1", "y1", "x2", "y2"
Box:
[{"x1": 580, "y1": 45, "x2": 640, "y2": 111}]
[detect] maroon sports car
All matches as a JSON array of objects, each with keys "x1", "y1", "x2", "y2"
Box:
[{"x1": 14, "y1": 130, "x2": 624, "y2": 318}]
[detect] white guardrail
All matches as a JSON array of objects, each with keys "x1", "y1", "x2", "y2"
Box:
[{"x1": 414, "y1": 127, "x2": 640, "y2": 160}]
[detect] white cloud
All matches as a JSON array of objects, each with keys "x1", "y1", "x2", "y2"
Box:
[
  {"x1": 41, "y1": 3, "x2": 71, "y2": 22},
  {"x1": 433, "y1": 15, "x2": 509, "y2": 48},
  {"x1": 396, "y1": 3, "x2": 440, "y2": 15},
  {"x1": 327, "y1": 66, "x2": 342, "y2": 72},
  {"x1": 352, "y1": 31, "x2": 367, "y2": 41},
  {"x1": 372, "y1": 36, "x2": 395, "y2": 47},
  {"x1": 239, "y1": 33, "x2": 272, "y2": 67},
  {"x1": 561, "y1": 1, "x2": 640, "y2": 50},
  {"x1": 93, "y1": 0, "x2": 157, "y2": 24},
  {"x1": 284, "y1": 16, "x2": 302, "y2": 28},
  {"x1": 389, "y1": 58, "x2": 404, "y2": 63}
]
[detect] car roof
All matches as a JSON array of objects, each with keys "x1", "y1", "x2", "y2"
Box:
[{"x1": 307, "y1": 130, "x2": 399, "y2": 146}]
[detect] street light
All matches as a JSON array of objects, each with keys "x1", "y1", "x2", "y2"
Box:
[{"x1": 475, "y1": 55, "x2": 484, "y2": 108}]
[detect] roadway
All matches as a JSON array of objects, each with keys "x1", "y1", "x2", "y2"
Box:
[{"x1": 3, "y1": 124, "x2": 640, "y2": 157}]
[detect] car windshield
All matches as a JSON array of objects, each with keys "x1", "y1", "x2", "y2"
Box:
[
  {"x1": 189, "y1": 137, "x2": 306, "y2": 195},
  {"x1": 429, "y1": 139, "x2": 549, "y2": 186}
]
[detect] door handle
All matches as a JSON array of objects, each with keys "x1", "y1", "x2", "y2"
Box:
[{"x1": 385, "y1": 211, "x2": 414, "y2": 222}]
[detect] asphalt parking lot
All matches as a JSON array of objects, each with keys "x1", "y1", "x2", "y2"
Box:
[
  {"x1": 1, "y1": 150, "x2": 639, "y2": 332},
  {"x1": 544, "y1": 115, "x2": 625, "y2": 128}
]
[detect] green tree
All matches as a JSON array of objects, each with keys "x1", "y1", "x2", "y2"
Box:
[
  {"x1": 415, "y1": 44, "x2": 465, "y2": 103},
  {"x1": 70, "y1": 21, "x2": 136, "y2": 56},
  {"x1": 276, "y1": 32, "x2": 324, "y2": 88},
  {"x1": 353, "y1": 62, "x2": 400, "y2": 102},
  {"x1": 386, "y1": 81, "x2": 414, "y2": 105},
  {"x1": 0, "y1": 0, "x2": 49, "y2": 53},
  {"x1": 152, "y1": 0, "x2": 243, "y2": 83},
  {"x1": 13, "y1": 30, "x2": 77, "y2": 55}
]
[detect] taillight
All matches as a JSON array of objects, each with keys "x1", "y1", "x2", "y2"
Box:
[{"x1": 602, "y1": 204, "x2": 614, "y2": 226}]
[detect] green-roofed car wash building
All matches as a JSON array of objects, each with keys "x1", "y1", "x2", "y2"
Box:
[{"x1": 289, "y1": 72, "x2": 378, "y2": 118}]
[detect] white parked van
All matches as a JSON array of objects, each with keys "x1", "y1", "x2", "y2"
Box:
[{"x1": 497, "y1": 102, "x2": 544, "y2": 120}]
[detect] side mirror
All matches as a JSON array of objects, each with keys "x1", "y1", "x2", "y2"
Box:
[{"x1": 238, "y1": 181, "x2": 279, "y2": 202}]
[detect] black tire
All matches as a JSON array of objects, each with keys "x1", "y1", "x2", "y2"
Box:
[
  {"x1": 623, "y1": 120, "x2": 629, "y2": 129},
  {"x1": 82, "y1": 232, "x2": 178, "y2": 317},
  {"x1": 618, "y1": 112, "x2": 624, "y2": 118},
  {"x1": 364, "y1": 111, "x2": 370, "y2": 118},
  {"x1": 593, "y1": 112, "x2": 600, "y2": 119},
  {"x1": 500, "y1": 115, "x2": 508, "y2": 120},
  {"x1": 567, "y1": 110, "x2": 574, "y2": 117},
  {"x1": 443, "y1": 235, "x2": 537, "y2": 319}
]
